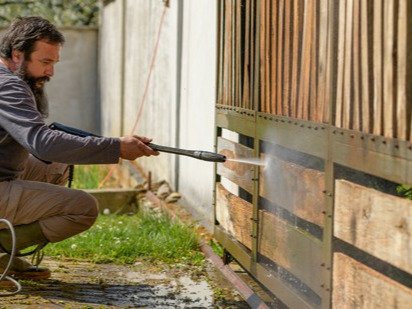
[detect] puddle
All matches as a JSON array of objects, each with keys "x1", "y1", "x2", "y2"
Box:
[{"x1": 0, "y1": 258, "x2": 249, "y2": 308}]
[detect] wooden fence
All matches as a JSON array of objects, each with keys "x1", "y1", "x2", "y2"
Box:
[
  {"x1": 215, "y1": 1, "x2": 412, "y2": 308},
  {"x1": 217, "y1": 0, "x2": 412, "y2": 141}
]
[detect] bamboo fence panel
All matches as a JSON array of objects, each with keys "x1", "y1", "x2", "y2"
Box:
[{"x1": 218, "y1": 0, "x2": 411, "y2": 141}]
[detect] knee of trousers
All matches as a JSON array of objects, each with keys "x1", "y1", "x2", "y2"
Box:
[{"x1": 72, "y1": 190, "x2": 99, "y2": 228}]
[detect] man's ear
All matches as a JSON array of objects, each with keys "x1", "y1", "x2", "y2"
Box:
[{"x1": 11, "y1": 50, "x2": 24, "y2": 66}]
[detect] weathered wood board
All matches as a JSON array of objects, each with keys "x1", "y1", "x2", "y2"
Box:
[
  {"x1": 259, "y1": 153, "x2": 325, "y2": 226},
  {"x1": 258, "y1": 209, "x2": 323, "y2": 295},
  {"x1": 216, "y1": 183, "x2": 323, "y2": 294},
  {"x1": 335, "y1": 179, "x2": 412, "y2": 274},
  {"x1": 333, "y1": 253, "x2": 412, "y2": 308},
  {"x1": 217, "y1": 137, "x2": 254, "y2": 193},
  {"x1": 216, "y1": 182, "x2": 253, "y2": 249}
]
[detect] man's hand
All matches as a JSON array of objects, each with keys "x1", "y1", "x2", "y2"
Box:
[{"x1": 119, "y1": 135, "x2": 159, "y2": 160}]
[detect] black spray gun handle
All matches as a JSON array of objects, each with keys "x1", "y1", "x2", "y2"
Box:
[{"x1": 49, "y1": 122, "x2": 226, "y2": 163}]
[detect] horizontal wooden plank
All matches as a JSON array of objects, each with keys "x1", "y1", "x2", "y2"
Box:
[
  {"x1": 257, "y1": 115, "x2": 328, "y2": 159},
  {"x1": 214, "y1": 226, "x2": 314, "y2": 309},
  {"x1": 216, "y1": 183, "x2": 253, "y2": 249},
  {"x1": 258, "y1": 209, "x2": 323, "y2": 296},
  {"x1": 217, "y1": 137, "x2": 254, "y2": 192},
  {"x1": 260, "y1": 153, "x2": 326, "y2": 226},
  {"x1": 216, "y1": 108, "x2": 256, "y2": 137},
  {"x1": 332, "y1": 131, "x2": 412, "y2": 186},
  {"x1": 216, "y1": 182, "x2": 323, "y2": 295},
  {"x1": 335, "y1": 180, "x2": 412, "y2": 274},
  {"x1": 333, "y1": 253, "x2": 412, "y2": 308}
]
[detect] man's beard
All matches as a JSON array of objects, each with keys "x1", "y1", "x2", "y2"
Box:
[{"x1": 15, "y1": 62, "x2": 50, "y2": 118}]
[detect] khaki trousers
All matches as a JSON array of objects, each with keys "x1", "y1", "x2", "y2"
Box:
[{"x1": 0, "y1": 156, "x2": 98, "y2": 243}]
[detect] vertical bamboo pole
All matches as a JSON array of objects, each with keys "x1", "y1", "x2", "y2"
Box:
[
  {"x1": 242, "y1": 0, "x2": 251, "y2": 110},
  {"x1": 290, "y1": 0, "x2": 300, "y2": 118},
  {"x1": 250, "y1": 0, "x2": 256, "y2": 111},
  {"x1": 224, "y1": 0, "x2": 232, "y2": 105},
  {"x1": 383, "y1": 0, "x2": 394, "y2": 138},
  {"x1": 299, "y1": 0, "x2": 313, "y2": 120},
  {"x1": 342, "y1": 0, "x2": 353, "y2": 130},
  {"x1": 277, "y1": 0, "x2": 285, "y2": 115},
  {"x1": 236, "y1": 0, "x2": 242, "y2": 108},
  {"x1": 317, "y1": 0, "x2": 328, "y2": 123},
  {"x1": 373, "y1": 0, "x2": 383, "y2": 135},
  {"x1": 397, "y1": 0, "x2": 407, "y2": 140},
  {"x1": 218, "y1": 0, "x2": 224, "y2": 105},
  {"x1": 224, "y1": 0, "x2": 232, "y2": 106},
  {"x1": 265, "y1": 0, "x2": 271, "y2": 113},
  {"x1": 352, "y1": 0, "x2": 360, "y2": 131},
  {"x1": 271, "y1": 1, "x2": 278, "y2": 114},
  {"x1": 360, "y1": 0, "x2": 370, "y2": 133},
  {"x1": 260, "y1": 0, "x2": 266, "y2": 112},
  {"x1": 231, "y1": 0, "x2": 236, "y2": 107},
  {"x1": 335, "y1": 0, "x2": 346, "y2": 128},
  {"x1": 283, "y1": 0, "x2": 291, "y2": 117},
  {"x1": 309, "y1": 0, "x2": 317, "y2": 121}
]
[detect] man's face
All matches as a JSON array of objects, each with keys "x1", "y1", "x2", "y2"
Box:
[
  {"x1": 14, "y1": 40, "x2": 61, "y2": 117},
  {"x1": 21, "y1": 40, "x2": 61, "y2": 88}
]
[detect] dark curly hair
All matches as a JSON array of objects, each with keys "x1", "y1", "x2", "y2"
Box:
[{"x1": 0, "y1": 16, "x2": 65, "y2": 61}]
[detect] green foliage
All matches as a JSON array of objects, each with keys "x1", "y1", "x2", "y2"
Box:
[
  {"x1": 71, "y1": 165, "x2": 110, "y2": 189},
  {"x1": 397, "y1": 184, "x2": 412, "y2": 200},
  {"x1": 209, "y1": 239, "x2": 223, "y2": 257},
  {"x1": 45, "y1": 212, "x2": 204, "y2": 265},
  {"x1": 0, "y1": 0, "x2": 100, "y2": 27}
]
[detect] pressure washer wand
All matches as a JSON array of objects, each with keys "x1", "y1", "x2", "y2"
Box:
[
  {"x1": 148, "y1": 143, "x2": 226, "y2": 163},
  {"x1": 48, "y1": 122, "x2": 226, "y2": 163}
]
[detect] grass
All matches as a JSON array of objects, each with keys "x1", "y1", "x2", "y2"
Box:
[
  {"x1": 71, "y1": 165, "x2": 112, "y2": 189},
  {"x1": 45, "y1": 211, "x2": 204, "y2": 265}
]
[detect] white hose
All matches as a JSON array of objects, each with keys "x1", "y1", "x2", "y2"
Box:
[{"x1": 0, "y1": 219, "x2": 22, "y2": 296}]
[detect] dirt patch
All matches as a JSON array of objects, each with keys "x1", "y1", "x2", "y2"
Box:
[{"x1": 0, "y1": 257, "x2": 249, "y2": 308}]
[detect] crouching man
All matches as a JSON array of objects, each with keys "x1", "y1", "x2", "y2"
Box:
[{"x1": 0, "y1": 16, "x2": 158, "y2": 280}]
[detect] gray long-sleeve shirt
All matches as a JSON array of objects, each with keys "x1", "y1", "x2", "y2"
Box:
[{"x1": 0, "y1": 65, "x2": 120, "y2": 181}]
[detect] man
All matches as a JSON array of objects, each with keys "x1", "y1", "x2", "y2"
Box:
[{"x1": 0, "y1": 16, "x2": 158, "y2": 280}]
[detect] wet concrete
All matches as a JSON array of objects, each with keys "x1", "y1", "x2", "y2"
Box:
[{"x1": 0, "y1": 258, "x2": 250, "y2": 308}]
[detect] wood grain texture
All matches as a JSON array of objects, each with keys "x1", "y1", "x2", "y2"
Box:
[
  {"x1": 260, "y1": 0, "x2": 267, "y2": 112},
  {"x1": 335, "y1": 179, "x2": 412, "y2": 274},
  {"x1": 352, "y1": 0, "x2": 360, "y2": 131},
  {"x1": 216, "y1": 183, "x2": 323, "y2": 294},
  {"x1": 333, "y1": 253, "x2": 412, "y2": 308},
  {"x1": 242, "y1": 0, "x2": 251, "y2": 109},
  {"x1": 360, "y1": 0, "x2": 370, "y2": 133},
  {"x1": 397, "y1": 0, "x2": 407, "y2": 140},
  {"x1": 383, "y1": 0, "x2": 394, "y2": 138},
  {"x1": 373, "y1": 0, "x2": 383, "y2": 135},
  {"x1": 277, "y1": 0, "x2": 285, "y2": 116},
  {"x1": 342, "y1": 0, "x2": 353, "y2": 129},
  {"x1": 216, "y1": 183, "x2": 253, "y2": 249},
  {"x1": 217, "y1": 137, "x2": 254, "y2": 193},
  {"x1": 259, "y1": 153, "x2": 325, "y2": 227},
  {"x1": 290, "y1": 0, "x2": 300, "y2": 118},
  {"x1": 335, "y1": 0, "x2": 346, "y2": 127}
]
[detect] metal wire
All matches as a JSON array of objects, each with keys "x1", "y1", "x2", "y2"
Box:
[{"x1": 0, "y1": 218, "x2": 22, "y2": 296}]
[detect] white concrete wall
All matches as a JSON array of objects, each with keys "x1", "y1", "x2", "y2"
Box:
[
  {"x1": 100, "y1": 0, "x2": 217, "y2": 229},
  {"x1": 48, "y1": 28, "x2": 100, "y2": 133},
  {"x1": 122, "y1": 0, "x2": 178, "y2": 187},
  {"x1": 177, "y1": 0, "x2": 217, "y2": 228},
  {"x1": 0, "y1": 27, "x2": 100, "y2": 133},
  {"x1": 99, "y1": 1, "x2": 123, "y2": 137}
]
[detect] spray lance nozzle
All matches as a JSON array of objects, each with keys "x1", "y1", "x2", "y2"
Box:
[{"x1": 148, "y1": 143, "x2": 226, "y2": 163}]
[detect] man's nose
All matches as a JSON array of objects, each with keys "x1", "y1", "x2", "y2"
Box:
[{"x1": 45, "y1": 65, "x2": 54, "y2": 77}]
